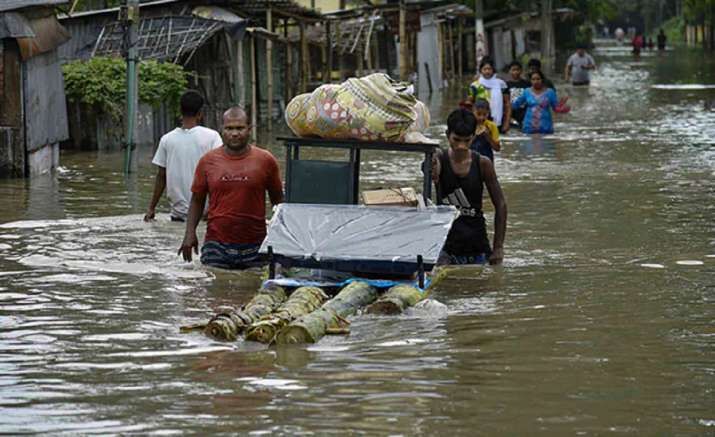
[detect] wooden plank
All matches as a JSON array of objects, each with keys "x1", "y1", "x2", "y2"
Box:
[{"x1": 1, "y1": 40, "x2": 22, "y2": 127}]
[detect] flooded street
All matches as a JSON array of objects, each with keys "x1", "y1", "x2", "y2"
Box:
[{"x1": 1, "y1": 45, "x2": 714, "y2": 434}]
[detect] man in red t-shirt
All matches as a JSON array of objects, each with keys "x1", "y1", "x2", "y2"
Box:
[{"x1": 178, "y1": 107, "x2": 284, "y2": 269}]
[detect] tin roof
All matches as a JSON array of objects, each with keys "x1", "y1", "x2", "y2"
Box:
[
  {"x1": 59, "y1": 0, "x2": 322, "y2": 22},
  {"x1": 0, "y1": 0, "x2": 67, "y2": 13}
]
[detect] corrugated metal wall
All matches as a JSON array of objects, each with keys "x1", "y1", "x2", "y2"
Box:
[{"x1": 23, "y1": 49, "x2": 69, "y2": 152}]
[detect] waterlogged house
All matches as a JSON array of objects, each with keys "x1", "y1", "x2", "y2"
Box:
[
  {"x1": 58, "y1": 0, "x2": 322, "y2": 147},
  {"x1": 0, "y1": 0, "x2": 70, "y2": 177}
]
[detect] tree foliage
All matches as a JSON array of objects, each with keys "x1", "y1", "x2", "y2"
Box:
[{"x1": 63, "y1": 57, "x2": 188, "y2": 120}]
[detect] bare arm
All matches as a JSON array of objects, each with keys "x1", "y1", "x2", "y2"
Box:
[
  {"x1": 501, "y1": 93, "x2": 511, "y2": 133},
  {"x1": 483, "y1": 125, "x2": 501, "y2": 151},
  {"x1": 144, "y1": 166, "x2": 166, "y2": 221},
  {"x1": 480, "y1": 156, "x2": 507, "y2": 265},
  {"x1": 268, "y1": 187, "x2": 284, "y2": 206},
  {"x1": 178, "y1": 191, "x2": 207, "y2": 262},
  {"x1": 431, "y1": 148, "x2": 443, "y2": 183},
  {"x1": 564, "y1": 63, "x2": 572, "y2": 81}
]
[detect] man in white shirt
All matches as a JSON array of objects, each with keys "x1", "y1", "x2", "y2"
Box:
[
  {"x1": 564, "y1": 45, "x2": 597, "y2": 86},
  {"x1": 144, "y1": 90, "x2": 223, "y2": 222}
]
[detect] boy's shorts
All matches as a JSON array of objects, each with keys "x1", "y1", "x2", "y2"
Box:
[{"x1": 200, "y1": 241, "x2": 266, "y2": 270}]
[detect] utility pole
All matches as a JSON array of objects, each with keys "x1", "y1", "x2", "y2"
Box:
[
  {"x1": 474, "y1": 0, "x2": 485, "y2": 74},
  {"x1": 123, "y1": 0, "x2": 139, "y2": 174}
]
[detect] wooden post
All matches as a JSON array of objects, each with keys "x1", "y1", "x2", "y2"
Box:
[
  {"x1": 411, "y1": 31, "x2": 417, "y2": 78},
  {"x1": 371, "y1": 30, "x2": 379, "y2": 72},
  {"x1": 250, "y1": 34, "x2": 258, "y2": 141},
  {"x1": 322, "y1": 20, "x2": 330, "y2": 82},
  {"x1": 237, "y1": 39, "x2": 245, "y2": 105},
  {"x1": 457, "y1": 17, "x2": 463, "y2": 79},
  {"x1": 266, "y1": 7, "x2": 273, "y2": 129},
  {"x1": 438, "y1": 22, "x2": 446, "y2": 81},
  {"x1": 300, "y1": 21, "x2": 309, "y2": 92},
  {"x1": 365, "y1": 36, "x2": 372, "y2": 71},
  {"x1": 284, "y1": 19, "x2": 291, "y2": 101},
  {"x1": 357, "y1": 47, "x2": 364, "y2": 76},
  {"x1": 448, "y1": 20, "x2": 455, "y2": 81},
  {"x1": 325, "y1": 20, "x2": 333, "y2": 81},
  {"x1": 335, "y1": 23, "x2": 344, "y2": 80},
  {"x1": 399, "y1": 0, "x2": 408, "y2": 80}
]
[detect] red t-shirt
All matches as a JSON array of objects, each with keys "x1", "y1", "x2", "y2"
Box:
[{"x1": 192, "y1": 145, "x2": 283, "y2": 244}]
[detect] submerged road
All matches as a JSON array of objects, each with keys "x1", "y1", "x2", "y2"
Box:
[{"x1": 0, "y1": 44, "x2": 714, "y2": 434}]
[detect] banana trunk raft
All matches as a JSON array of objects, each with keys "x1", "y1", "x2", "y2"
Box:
[
  {"x1": 276, "y1": 281, "x2": 379, "y2": 345},
  {"x1": 187, "y1": 272, "x2": 448, "y2": 345},
  {"x1": 245, "y1": 286, "x2": 328, "y2": 344}
]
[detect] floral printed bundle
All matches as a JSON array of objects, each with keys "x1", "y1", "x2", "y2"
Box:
[{"x1": 285, "y1": 73, "x2": 430, "y2": 142}]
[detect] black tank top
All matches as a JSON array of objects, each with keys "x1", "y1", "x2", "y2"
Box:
[{"x1": 436, "y1": 151, "x2": 491, "y2": 256}]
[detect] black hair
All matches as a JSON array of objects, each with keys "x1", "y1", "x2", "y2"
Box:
[
  {"x1": 576, "y1": 42, "x2": 587, "y2": 49},
  {"x1": 446, "y1": 108, "x2": 477, "y2": 137},
  {"x1": 479, "y1": 56, "x2": 495, "y2": 72},
  {"x1": 180, "y1": 90, "x2": 204, "y2": 117},
  {"x1": 473, "y1": 98, "x2": 490, "y2": 112},
  {"x1": 508, "y1": 60, "x2": 522, "y2": 69},
  {"x1": 529, "y1": 70, "x2": 545, "y2": 81},
  {"x1": 527, "y1": 58, "x2": 542, "y2": 68}
]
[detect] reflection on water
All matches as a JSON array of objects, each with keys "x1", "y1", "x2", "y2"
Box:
[{"x1": 1, "y1": 46, "x2": 714, "y2": 434}]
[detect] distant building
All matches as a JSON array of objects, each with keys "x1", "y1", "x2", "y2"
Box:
[
  {"x1": 0, "y1": 0, "x2": 70, "y2": 177},
  {"x1": 296, "y1": 0, "x2": 342, "y2": 12},
  {"x1": 484, "y1": 8, "x2": 581, "y2": 71}
]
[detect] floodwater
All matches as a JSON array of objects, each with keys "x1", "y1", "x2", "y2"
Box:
[{"x1": 1, "y1": 44, "x2": 714, "y2": 435}]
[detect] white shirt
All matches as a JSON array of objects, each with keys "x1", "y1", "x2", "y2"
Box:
[{"x1": 151, "y1": 126, "x2": 223, "y2": 219}]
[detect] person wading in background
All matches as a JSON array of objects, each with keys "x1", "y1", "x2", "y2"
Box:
[
  {"x1": 144, "y1": 90, "x2": 222, "y2": 222},
  {"x1": 468, "y1": 57, "x2": 511, "y2": 133},
  {"x1": 506, "y1": 60, "x2": 531, "y2": 128},
  {"x1": 564, "y1": 44, "x2": 597, "y2": 86}
]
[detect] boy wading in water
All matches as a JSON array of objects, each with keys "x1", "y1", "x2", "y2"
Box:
[{"x1": 432, "y1": 109, "x2": 507, "y2": 265}]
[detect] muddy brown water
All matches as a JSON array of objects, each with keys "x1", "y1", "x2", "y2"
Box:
[{"x1": 1, "y1": 45, "x2": 714, "y2": 434}]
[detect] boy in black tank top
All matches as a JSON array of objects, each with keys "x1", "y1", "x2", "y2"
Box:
[{"x1": 432, "y1": 109, "x2": 508, "y2": 265}]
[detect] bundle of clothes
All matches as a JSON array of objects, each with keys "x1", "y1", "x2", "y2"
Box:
[{"x1": 285, "y1": 73, "x2": 431, "y2": 143}]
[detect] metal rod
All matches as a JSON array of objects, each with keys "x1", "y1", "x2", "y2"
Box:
[
  {"x1": 417, "y1": 255, "x2": 424, "y2": 289},
  {"x1": 268, "y1": 246, "x2": 275, "y2": 279}
]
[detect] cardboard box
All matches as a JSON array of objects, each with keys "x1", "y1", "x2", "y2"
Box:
[{"x1": 361, "y1": 187, "x2": 419, "y2": 207}]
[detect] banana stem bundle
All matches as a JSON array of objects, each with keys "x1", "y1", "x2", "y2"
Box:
[
  {"x1": 365, "y1": 284, "x2": 426, "y2": 315},
  {"x1": 203, "y1": 285, "x2": 287, "y2": 341},
  {"x1": 276, "y1": 281, "x2": 378, "y2": 345},
  {"x1": 245, "y1": 286, "x2": 328, "y2": 344}
]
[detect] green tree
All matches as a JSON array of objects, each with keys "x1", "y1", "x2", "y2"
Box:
[{"x1": 63, "y1": 57, "x2": 189, "y2": 120}]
